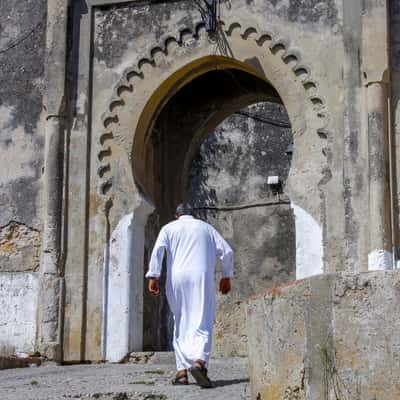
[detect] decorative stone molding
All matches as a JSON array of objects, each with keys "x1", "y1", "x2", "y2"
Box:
[{"x1": 96, "y1": 21, "x2": 330, "y2": 203}]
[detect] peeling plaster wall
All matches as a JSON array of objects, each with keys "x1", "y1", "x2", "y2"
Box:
[
  {"x1": 0, "y1": 273, "x2": 39, "y2": 355},
  {"x1": 0, "y1": 1, "x2": 46, "y2": 230},
  {"x1": 0, "y1": 222, "x2": 41, "y2": 272},
  {"x1": 391, "y1": 2, "x2": 400, "y2": 264},
  {"x1": 90, "y1": 0, "x2": 350, "y2": 281},
  {"x1": 0, "y1": 0, "x2": 395, "y2": 367},
  {"x1": 0, "y1": 0, "x2": 47, "y2": 355},
  {"x1": 79, "y1": 0, "x2": 381, "y2": 360},
  {"x1": 90, "y1": 0, "x2": 350, "y2": 356}
]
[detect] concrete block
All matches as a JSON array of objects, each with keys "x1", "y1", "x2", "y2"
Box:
[
  {"x1": 127, "y1": 351, "x2": 175, "y2": 365},
  {"x1": 0, "y1": 356, "x2": 41, "y2": 371},
  {"x1": 246, "y1": 271, "x2": 400, "y2": 400}
]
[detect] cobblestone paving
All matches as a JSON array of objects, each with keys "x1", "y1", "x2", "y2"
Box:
[{"x1": 0, "y1": 357, "x2": 250, "y2": 400}]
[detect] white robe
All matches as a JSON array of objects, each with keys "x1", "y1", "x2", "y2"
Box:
[{"x1": 145, "y1": 215, "x2": 233, "y2": 370}]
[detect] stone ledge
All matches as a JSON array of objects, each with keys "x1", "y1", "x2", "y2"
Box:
[
  {"x1": 246, "y1": 271, "x2": 400, "y2": 400},
  {"x1": 0, "y1": 355, "x2": 42, "y2": 370},
  {"x1": 126, "y1": 352, "x2": 175, "y2": 365}
]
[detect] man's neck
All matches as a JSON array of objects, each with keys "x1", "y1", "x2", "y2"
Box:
[{"x1": 179, "y1": 215, "x2": 194, "y2": 219}]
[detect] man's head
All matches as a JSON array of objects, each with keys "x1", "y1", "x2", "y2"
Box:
[{"x1": 175, "y1": 203, "x2": 194, "y2": 219}]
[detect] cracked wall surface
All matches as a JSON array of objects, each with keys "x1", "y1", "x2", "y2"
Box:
[
  {"x1": 0, "y1": 0, "x2": 47, "y2": 356},
  {"x1": 88, "y1": 0, "x2": 364, "y2": 362},
  {"x1": 391, "y1": 1, "x2": 400, "y2": 265},
  {"x1": 0, "y1": 0, "x2": 398, "y2": 369},
  {"x1": 0, "y1": 222, "x2": 41, "y2": 272},
  {"x1": 0, "y1": 0, "x2": 46, "y2": 231},
  {"x1": 246, "y1": 271, "x2": 400, "y2": 400}
]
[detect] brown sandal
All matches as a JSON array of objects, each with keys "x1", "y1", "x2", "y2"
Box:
[
  {"x1": 190, "y1": 362, "x2": 213, "y2": 388},
  {"x1": 171, "y1": 371, "x2": 189, "y2": 386}
]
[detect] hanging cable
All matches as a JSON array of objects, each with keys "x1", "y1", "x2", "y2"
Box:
[
  {"x1": 0, "y1": 13, "x2": 46, "y2": 55},
  {"x1": 234, "y1": 110, "x2": 291, "y2": 128},
  {"x1": 193, "y1": 0, "x2": 220, "y2": 33},
  {"x1": 194, "y1": 198, "x2": 291, "y2": 212}
]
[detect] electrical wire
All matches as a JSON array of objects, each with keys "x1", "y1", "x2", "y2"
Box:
[
  {"x1": 194, "y1": 198, "x2": 291, "y2": 211},
  {"x1": 0, "y1": 13, "x2": 46, "y2": 55},
  {"x1": 234, "y1": 110, "x2": 291, "y2": 128}
]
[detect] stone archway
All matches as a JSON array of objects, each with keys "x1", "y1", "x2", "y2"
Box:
[
  {"x1": 133, "y1": 56, "x2": 281, "y2": 216},
  {"x1": 81, "y1": 20, "x2": 330, "y2": 362},
  {"x1": 133, "y1": 61, "x2": 293, "y2": 353}
]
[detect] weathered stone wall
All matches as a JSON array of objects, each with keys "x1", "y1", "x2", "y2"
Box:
[
  {"x1": 246, "y1": 271, "x2": 400, "y2": 400},
  {"x1": 0, "y1": 0, "x2": 46, "y2": 246},
  {"x1": 90, "y1": 0, "x2": 348, "y2": 285},
  {"x1": 188, "y1": 101, "x2": 295, "y2": 356},
  {"x1": 0, "y1": 0, "x2": 395, "y2": 366},
  {"x1": 391, "y1": 1, "x2": 400, "y2": 264},
  {"x1": 89, "y1": 0, "x2": 357, "y2": 361},
  {"x1": 0, "y1": 0, "x2": 47, "y2": 355},
  {"x1": 0, "y1": 273, "x2": 39, "y2": 355}
]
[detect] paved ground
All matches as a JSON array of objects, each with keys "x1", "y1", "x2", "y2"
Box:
[{"x1": 0, "y1": 356, "x2": 250, "y2": 400}]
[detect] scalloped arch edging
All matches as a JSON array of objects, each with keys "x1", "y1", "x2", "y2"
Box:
[{"x1": 97, "y1": 21, "x2": 330, "y2": 199}]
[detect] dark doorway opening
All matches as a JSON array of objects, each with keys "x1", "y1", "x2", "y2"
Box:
[{"x1": 137, "y1": 65, "x2": 295, "y2": 353}]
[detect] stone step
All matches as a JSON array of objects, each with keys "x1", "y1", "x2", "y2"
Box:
[
  {"x1": 0, "y1": 355, "x2": 42, "y2": 371},
  {"x1": 125, "y1": 352, "x2": 175, "y2": 365}
]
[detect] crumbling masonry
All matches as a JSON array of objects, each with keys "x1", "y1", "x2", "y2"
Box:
[{"x1": 1, "y1": 0, "x2": 400, "y2": 398}]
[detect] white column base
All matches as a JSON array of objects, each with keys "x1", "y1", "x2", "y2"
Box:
[
  {"x1": 368, "y1": 249, "x2": 393, "y2": 271},
  {"x1": 291, "y1": 202, "x2": 323, "y2": 280},
  {"x1": 103, "y1": 200, "x2": 154, "y2": 362}
]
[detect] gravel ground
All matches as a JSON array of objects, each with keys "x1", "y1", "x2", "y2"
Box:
[{"x1": 0, "y1": 357, "x2": 250, "y2": 400}]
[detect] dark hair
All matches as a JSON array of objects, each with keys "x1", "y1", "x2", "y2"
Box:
[{"x1": 175, "y1": 203, "x2": 193, "y2": 217}]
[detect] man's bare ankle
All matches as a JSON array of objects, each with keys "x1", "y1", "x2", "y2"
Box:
[
  {"x1": 194, "y1": 359, "x2": 206, "y2": 368},
  {"x1": 177, "y1": 369, "x2": 187, "y2": 376}
]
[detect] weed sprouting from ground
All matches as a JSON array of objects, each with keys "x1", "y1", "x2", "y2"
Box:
[
  {"x1": 144, "y1": 395, "x2": 167, "y2": 400},
  {"x1": 129, "y1": 381, "x2": 155, "y2": 385},
  {"x1": 318, "y1": 340, "x2": 350, "y2": 400},
  {"x1": 144, "y1": 370, "x2": 165, "y2": 375}
]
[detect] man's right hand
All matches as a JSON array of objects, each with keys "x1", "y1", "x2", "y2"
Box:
[{"x1": 148, "y1": 278, "x2": 160, "y2": 296}]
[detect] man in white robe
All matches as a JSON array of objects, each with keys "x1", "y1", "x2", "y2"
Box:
[{"x1": 145, "y1": 203, "x2": 234, "y2": 387}]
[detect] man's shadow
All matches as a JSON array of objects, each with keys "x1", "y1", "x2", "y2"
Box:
[{"x1": 211, "y1": 378, "x2": 250, "y2": 388}]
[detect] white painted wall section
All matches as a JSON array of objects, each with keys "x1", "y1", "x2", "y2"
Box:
[
  {"x1": 0, "y1": 272, "x2": 39, "y2": 355},
  {"x1": 368, "y1": 249, "x2": 393, "y2": 271},
  {"x1": 103, "y1": 200, "x2": 154, "y2": 362},
  {"x1": 291, "y1": 203, "x2": 323, "y2": 280},
  {"x1": 104, "y1": 213, "x2": 133, "y2": 362}
]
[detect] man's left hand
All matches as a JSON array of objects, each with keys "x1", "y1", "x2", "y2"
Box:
[
  {"x1": 219, "y1": 278, "x2": 231, "y2": 295},
  {"x1": 148, "y1": 278, "x2": 160, "y2": 296}
]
